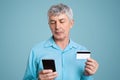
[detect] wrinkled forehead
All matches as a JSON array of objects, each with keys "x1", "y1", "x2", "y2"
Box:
[{"x1": 48, "y1": 13, "x2": 68, "y2": 20}]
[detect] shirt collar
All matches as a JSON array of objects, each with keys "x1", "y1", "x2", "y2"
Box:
[
  {"x1": 44, "y1": 36, "x2": 78, "y2": 50},
  {"x1": 69, "y1": 38, "x2": 78, "y2": 49}
]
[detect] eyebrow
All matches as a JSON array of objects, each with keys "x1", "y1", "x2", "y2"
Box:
[
  {"x1": 59, "y1": 18, "x2": 65, "y2": 21},
  {"x1": 49, "y1": 20, "x2": 55, "y2": 22},
  {"x1": 50, "y1": 18, "x2": 65, "y2": 21}
]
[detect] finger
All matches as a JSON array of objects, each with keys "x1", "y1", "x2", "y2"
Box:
[
  {"x1": 85, "y1": 62, "x2": 95, "y2": 68},
  {"x1": 39, "y1": 70, "x2": 53, "y2": 79},
  {"x1": 45, "y1": 72, "x2": 58, "y2": 79},
  {"x1": 45, "y1": 72, "x2": 57, "y2": 77},
  {"x1": 39, "y1": 70, "x2": 57, "y2": 80},
  {"x1": 87, "y1": 58, "x2": 98, "y2": 66},
  {"x1": 40, "y1": 72, "x2": 57, "y2": 80},
  {"x1": 86, "y1": 58, "x2": 98, "y2": 67},
  {"x1": 85, "y1": 67, "x2": 94, "y2": 75},
  {"x1": 85, "y1": 64, "x2": 94, "y2": 71},
  {"x1": 87, "y1": 58, "x2": 95, "y2": 62},
  {"x1": 40, "y1": 69, "x2": 53, "y2": 74},
  {"x1": 85, "y1": 61, "x2": 98, "y2": 72}
]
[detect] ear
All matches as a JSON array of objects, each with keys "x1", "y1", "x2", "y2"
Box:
[{"x1": 70, "y1": 19, "x2": 74, "y2": 28}]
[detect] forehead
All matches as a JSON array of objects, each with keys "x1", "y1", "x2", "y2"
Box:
[{"x1": 49, "y1": 13, "x2": 69, "y2": 20}]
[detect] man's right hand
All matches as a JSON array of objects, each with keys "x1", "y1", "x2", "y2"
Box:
[{"x1": 39, "y1": 69, "x2": 58, "y2": 80}]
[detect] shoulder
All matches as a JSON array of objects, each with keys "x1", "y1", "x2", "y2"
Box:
[{"x1": 29, "y1": 40, "x2": 47, "y2": 58}]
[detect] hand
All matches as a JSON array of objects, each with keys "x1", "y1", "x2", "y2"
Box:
[
  {"x1": 84, "y1": 58, "x2": 99, "y2": 75},
  {"x1": 39, "y1": 69, "x2": 58, "y2": 80}
]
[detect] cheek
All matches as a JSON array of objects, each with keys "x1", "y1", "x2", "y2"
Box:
[
  {"x1": 49, "y1": 27, "x2": 54, "y2": 34},
  {"x1": 50, "y1": 26, "x2": 54, "y2": 31},
  {"x1": 64, "y1": 24, "x2": 71, "y2": 31},
  {"x1": 64, "y1": 28, "x2": 70, "y2": 35}
]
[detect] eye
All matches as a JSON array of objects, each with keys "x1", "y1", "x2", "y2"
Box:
[
  {"x1": 50, "y1": 21, "x2": 56, "y2": 24},
  {"x1": 60, "y1": 19, "x2": 65, "y2": 23}
]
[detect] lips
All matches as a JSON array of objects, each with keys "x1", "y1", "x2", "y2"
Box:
[{"x1": 55, "y1": 31, "x2": 63, "y2": 35}]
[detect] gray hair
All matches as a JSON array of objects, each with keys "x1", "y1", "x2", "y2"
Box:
[{"x1": 48, "y1": 3, "x2": 73, "y2": 20}]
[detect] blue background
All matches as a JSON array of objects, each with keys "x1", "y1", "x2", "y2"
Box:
[{"x1": 0, "y1": 0, "x2": 120, "y2": 80}]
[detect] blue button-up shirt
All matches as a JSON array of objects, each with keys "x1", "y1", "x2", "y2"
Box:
[{"x1": 23, "y1": 37, "x2": 93, "y2": 80}]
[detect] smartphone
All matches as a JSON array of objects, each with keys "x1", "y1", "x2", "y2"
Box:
[{"x1": 42, "y1": 59, "x2": 56, "y2": 72}]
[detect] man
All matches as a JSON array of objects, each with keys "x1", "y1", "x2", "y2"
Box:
[{"x1": 23, "y1": 3, "x2": 98, "y2": 80}]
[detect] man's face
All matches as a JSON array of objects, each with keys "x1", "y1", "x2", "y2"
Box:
[{"x1": 48, "y1": 13, "x2": 74, "y2": 41}]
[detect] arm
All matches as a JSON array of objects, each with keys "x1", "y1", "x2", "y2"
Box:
[{"x1": 23, "y1": 49, "x2": 38, "y2": 80}]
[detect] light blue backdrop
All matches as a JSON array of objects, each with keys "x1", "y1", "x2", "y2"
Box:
[{"x1": 0, "y1": 0, "x2": 120, "y2": 80}]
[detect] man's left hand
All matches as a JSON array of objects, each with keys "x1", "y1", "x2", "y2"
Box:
[{"x1": 84, "y1": 58, "x2": 99, "y2": 75}]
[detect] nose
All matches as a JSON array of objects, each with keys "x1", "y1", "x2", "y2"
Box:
[{"x1": 55, "y1": 21, "x2": 60, "y2": 29}]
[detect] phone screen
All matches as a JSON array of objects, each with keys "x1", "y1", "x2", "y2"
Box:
[{"x1": 42, "y1": 59, "x2": 56, "y2": 72}]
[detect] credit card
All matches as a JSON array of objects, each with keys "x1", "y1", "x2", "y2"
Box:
[{"x1": 76, "y1": 51, "x2": 91, "y2": 59}]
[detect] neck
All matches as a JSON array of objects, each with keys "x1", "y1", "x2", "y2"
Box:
[{"x1": 53, "y1": 37, "x2": 70, "y2": 50}]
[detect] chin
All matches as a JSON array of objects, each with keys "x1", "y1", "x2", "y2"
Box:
[{"x1": 54, "y1": 35, "x2": 65, "y2": 41}]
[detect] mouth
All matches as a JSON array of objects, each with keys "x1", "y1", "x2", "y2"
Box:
[{"x1": 55, "y1": 31, "x2": 63, "y2": 35}]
